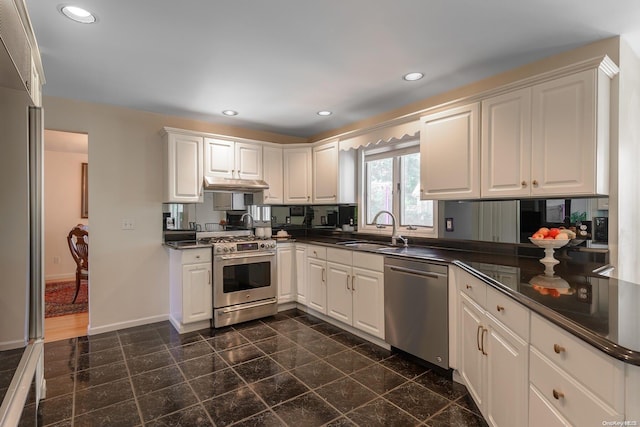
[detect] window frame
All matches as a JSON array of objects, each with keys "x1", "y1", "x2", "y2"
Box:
[{"x1": 358, "y1": 140, "x2": 438, "y2": 238}]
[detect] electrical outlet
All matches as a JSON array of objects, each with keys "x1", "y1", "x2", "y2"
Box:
[
  {"x1": 53, "y1": 256, "x2": 60, "y2": 265},
  {"x1": 121, "y1": 218, "x2": 135, "y2": 230}
]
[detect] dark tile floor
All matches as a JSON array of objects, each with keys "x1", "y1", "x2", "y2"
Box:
[{"x1": 25, "y1": 310, "x2": 488, "y2": 426}]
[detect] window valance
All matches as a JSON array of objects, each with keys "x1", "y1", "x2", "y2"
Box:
[{"x1": 338, "y1": 120, "x2": 420, "y2": 151}]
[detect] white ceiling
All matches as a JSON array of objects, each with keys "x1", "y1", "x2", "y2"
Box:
[{"x1": 25, "y1": 0, "x2": 640, "y2": 139}]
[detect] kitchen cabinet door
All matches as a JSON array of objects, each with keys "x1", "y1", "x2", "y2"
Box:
[
  {"x1": 235, "y1": 141, "x2": 262, "y2": 180},
  {"x1": 531, "y1": 69, "x2": 601, "y2": 196},
  {"x1": 295, "y1": 245, "x2": 307, "y2": 305},
  {"x1": 313, "y1": 141, "x2": 338, "y2": 204},
  {"x1": 204, "y1": 138, "x2": 234, "y2": 179},
  {"x1": 481, "y1": 88, "x2": 531, "y2": 198},
  {"x1": 306, "y1": 257, "x2": 327, "y2": 314},
  {"x1": 284, "y1": 147, "x2": 312, "y2": 204},
  {"x1": 326, "y1": 261, "x2": 352, "y2": 325},
  {"x1": 263, "y1": 145, "x2": 283, "y2": 204},
  {"x1": 459, "y1": 292, "x2": 485, "y2": 409},
  {"x1": 352, "y1": 267, "x2": 384, "y2": 339},
  {"x1": 484, "y1": 314, "x2": 528, "y2": 427},
  {"x1": 182, "y1": 263, "x2": 212, "y2": 324},
  {"x1": 419, "y1": 103, "x2": 480, "y2": 199},
  {"x1": 164, "y1": 133, "x2": 203, "y2": 203},
  {"x1": 277, "y1": 244, "x2": 295, "y2": 304}
]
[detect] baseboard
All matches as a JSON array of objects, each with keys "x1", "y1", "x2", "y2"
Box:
[
  {"x1": 169, "y1": 315, "x2": 211, "y2": 334},
  {"x1": 87, "y1": 313, "x2": 170, "y2": 335},
  {"x1": 277, "y1": 302, "x2": 297, "y2": 312},
  {"x1": 295, "y1": 303, "x2": 391, "y2": 350},
  {"x1": 45, "y1": 274, "x2": 75, "y2": 282},
  {"x1": 0, "y1": 338, "x2": 27, "y2": 351}
]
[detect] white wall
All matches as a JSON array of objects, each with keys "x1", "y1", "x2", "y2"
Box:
[
  {"x1": 44, "y1": 147, "x2": 88, "y2": 280},
  {"x1": 611, "y1": 38, "x2": 640, "y2": 283},
  {"x1": 42, "y1": 96, "x2": 299, "y2": 335}
]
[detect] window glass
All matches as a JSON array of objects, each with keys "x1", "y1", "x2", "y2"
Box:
[
  {"x1": 401, "y1": 153, "x2": 433, "y2": 227},
  {"x1": 366, "y1": 157, "x2": 393, "y2": 224},
  {"x1": 362, "y1": 142, "x2": 436, "y2": 235}
]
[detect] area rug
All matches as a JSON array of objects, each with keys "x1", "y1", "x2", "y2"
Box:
[{"x1": 45, "y1": 280, "x2": 88, "y2": 318}]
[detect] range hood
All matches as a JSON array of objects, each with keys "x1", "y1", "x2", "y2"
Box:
[{"x1": 203, "y1": 176, "x2": 269, "y2": 193}]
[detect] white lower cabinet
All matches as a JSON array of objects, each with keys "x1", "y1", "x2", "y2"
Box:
[
  {"x1": 528, "y1": 314, "x2": 624, "y2": 426},
  {"x1": 306, "y1": 245, "x2": 327, "y2": 314},
  {"x1": 276, "y1": 243, "x2": 295, "y2": 304},
  {"x1": 295, "y1": 244, "x2": 307, "y2": 305},
  {"x1": 326, "y1": 248, "x2": 384, "y2": 339},
  {"x1": 169, "y1": 248, "x2": 212, "y2": 332},
  {"x1": 457, "y1": 268, "x2": 529, "y2": 427}
]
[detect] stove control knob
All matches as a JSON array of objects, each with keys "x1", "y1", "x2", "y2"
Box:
[
  {"x1": 216, "y1": 247, "x2": 223, "y2": 253},
  {"x1": 230, "y1": 247, "x2": 236, "y2": 252},
  {"x1": 260, "y1": 243, "x2": 265, "y2": 248},
  {"x1": 223, "y1": 247, "x2": 229, "y2": 253},
  {"x1": 270, "y1": 243, "x2": 276, "y2": 248}
]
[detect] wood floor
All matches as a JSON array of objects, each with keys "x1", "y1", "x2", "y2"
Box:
[{"x1": 44, "y1": 312, "x2": 89, "y2": 342}]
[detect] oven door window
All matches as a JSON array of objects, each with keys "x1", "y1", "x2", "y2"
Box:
[{"x1": 222, "y1": 262, "x2": 271, "y2": 293}]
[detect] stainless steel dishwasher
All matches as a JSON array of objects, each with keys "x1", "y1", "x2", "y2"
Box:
[{"x1": 384, "y1": 256, "x2": 448, "y2": 369}]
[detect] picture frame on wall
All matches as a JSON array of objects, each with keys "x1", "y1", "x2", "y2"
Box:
[{"x1": 81, "y1": 162, "x2": 88, "y2": 218}]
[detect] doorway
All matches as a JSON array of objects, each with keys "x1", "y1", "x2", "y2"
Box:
[{"x1": 43, "y1": 130, "x2": 89, "y2": 341}]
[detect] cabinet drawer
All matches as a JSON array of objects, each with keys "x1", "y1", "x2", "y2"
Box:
[
  {"x1": 307, "y1": 245, "x2": 327, "y2": 259},
  {"x1": 327, "y1": 248, "x2": 352, "y2": 265},
  {"x1": 182, "y1": 248, "x2": 211, "y2": 264},
  {"x1": 529, "y1": 347, "x2": 622, "y2": 426},
  {"x1": 486, "y1": 286, "x2": 529, "y2": 339},
  {"x1": 353, "y1": 252, "x2": 384, "y2": 272},
  {"x1": 457, "y1": 268, "x2": 487, "y2": 308},
  {"x1": 530, "y1": 314, "x2": 624, "y2": 411}
]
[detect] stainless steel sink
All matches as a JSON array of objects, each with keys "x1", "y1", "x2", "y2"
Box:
[{"x1": 337, "y1": 241, "x2": 393, "y2": 251}]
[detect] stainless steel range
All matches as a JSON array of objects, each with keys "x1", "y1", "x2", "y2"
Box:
[{"x1": 199, "y1": 232, "x2": 277, "y2": 328}]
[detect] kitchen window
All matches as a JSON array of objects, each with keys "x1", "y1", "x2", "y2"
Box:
[{"x1": 361, "y1": 141, "x2": 436, "y2": 236}]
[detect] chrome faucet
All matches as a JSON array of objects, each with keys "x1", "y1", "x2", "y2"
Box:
[
  {"x1": 240, "y1": 212, "x2": 254, "y2": 229},
  {"x1": 372, "y1": 210, "x2": 408, "y2": 247}
]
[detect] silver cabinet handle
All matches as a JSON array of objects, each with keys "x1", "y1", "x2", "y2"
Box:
[
  {"x1": 552, "y1": 389, "x2": 565, "y2": 400},
  {"x1": 208, "y1": 270, "x2": 211, "y2": 284},
  {"x1": 352, "y1": 275, "x2": 355, "y2": 291},
  {"x1": 346, "y1": 275, "x2": 350, "y2": 290},
  {"x1": 322, "y1": 268, "x2": 325, "y2": 282},
  {"x1": 476, "y1": 325, "x2": 482, "y2": 352}
]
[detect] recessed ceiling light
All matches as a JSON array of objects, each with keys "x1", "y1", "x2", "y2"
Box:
[
  {"x1": 222, "y1": 110, "x2": 238, "y2": 116},
  {"x1": 317, "y1": 111, "x2": 332, "y2": 116},
  {"x1": 403, "y1": 72, "x2": 424, "y2": 81},
  {"x1": 60, "y1": 5, "x2": 96, "y2": 24}
]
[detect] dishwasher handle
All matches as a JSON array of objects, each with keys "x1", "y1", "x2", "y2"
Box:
[{"x1": 388, "y1": 265, "x2": 444, "y2": 280}]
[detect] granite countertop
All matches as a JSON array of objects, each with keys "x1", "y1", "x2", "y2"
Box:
[
  {"x1": 298, "y1": 237, "x2": 640, "y2": 366},
  {"x1": 164, "y1": 241, "x2": 213, "y2": 249}
]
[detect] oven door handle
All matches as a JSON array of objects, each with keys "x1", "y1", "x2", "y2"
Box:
[
  {"x1": 218, "y1": 251, "x2": 276, "y2": 260},
  {"x1": 220, "y1": 298, "x2": 277, "y2": 314}
]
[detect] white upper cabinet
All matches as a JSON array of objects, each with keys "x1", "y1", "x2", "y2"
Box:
[
  {"x1": 283, "y1": 147, "x2": 312, "y2": 204},
  {"x1": 420, "y1": 103, "x2": 480, "y2": 200},
  {"x1": 530, "y1": 68, "x2": 608, "y2": 197},
  {"x1": 313, "y1": 141, "x2": 339, "y2": 204},
  {"x1": 482, "y1": 64, "x2": 615, "y2": 199},
  {"x1": 481, "y1": 88, "x2": 532, "y2": 198},
  {"x1": 163, "y1": 132, "x2": 203, "y2": 203},
  {"x1": 235, "y1": 142, "x2": 263, "y2": 180},
  {"x1": 263, "y1": 145, "x2": 284, "y2": 204},
  {"x1": 312, "y1": 140, "x2": 356, "y2": 204},
  {"x1": 204, "y1": 138, "x2": 234, "y2": 178},
  {"x1": 203, "y1": 138, "x2": 263, "y2": 180}
]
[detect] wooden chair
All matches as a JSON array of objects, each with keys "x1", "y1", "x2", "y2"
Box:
[{"x1": 67, "y1": 225, "x2": 88, "y2": 303}]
